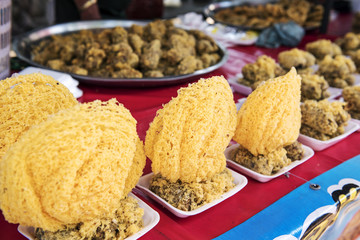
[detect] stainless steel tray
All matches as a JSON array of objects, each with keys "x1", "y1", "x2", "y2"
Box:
[
  {"x1": 203, "y1": 1, "x2": 320, "y2": 31},
  {"x1": 13, "y1": 20, "x2": 228, "y2": 87}
]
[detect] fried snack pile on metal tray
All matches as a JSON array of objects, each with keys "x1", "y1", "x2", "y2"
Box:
[
  {"x1": 31, "y1": 20, "x2": 222, "y2": 79},
  {"x1": 213, "y1": 0, "x2": 323, "y2": 29}
]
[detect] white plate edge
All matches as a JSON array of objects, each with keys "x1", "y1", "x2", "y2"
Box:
[
  {"x1": 18, "y1": 193, "x2": 160, "y2": 240},
  {"x1": 136, "y1": 168, "x2": 248, "y2": 218},
  {"x1": 225, "y1": 143, "x2": 314, "y2": 182}
]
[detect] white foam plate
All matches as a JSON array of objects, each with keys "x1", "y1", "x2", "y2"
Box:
[
  {"x1": 136, "y1": 168, "x2": 247, "y2": 218},
  {"x1": 18, "y1": 193, "x2": 160, "y2": 240},
  {"x1": 298, "y1": 120, "x2": 360, "y2": 151},
  {"x1": 350, "y1": 118, "x2": 360, "y2": 132},
  {"x1": 228, "y1": 74, "x2": 252, "y2": 96},
  {"x1": 18, "y1": 67, "x2": 83, "y2": 99},
  {"x1": 225, "y1": 144, "x2": 314, "y2": 183},
  {"x1": 333, "y1": 97, "x2": 360, "y2": 132},
  {"x1": 327, "y1": 87, "x2": 343, "y2": 100}
]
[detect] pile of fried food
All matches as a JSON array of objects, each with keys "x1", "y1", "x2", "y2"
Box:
[
  {"x1": 336, "y1": 32, "x2": 360, "y2": 72},
  {"x1": 0, "y1": 73, "x2": 146, "y2": 239},
  {"x1": 212, "y1": 0, "x2": 324, "y2": 29},
  {"x1": 31, "y1": 19, "x2": 222, "y2": 79},
  {"x1": 343, "y1": 85, "x2": 360, "y2": 120},
  {"x1": 145, "y1": 76, "x2": 237, "y2": 211},
  {"x1": 301, "y1": 99, "x2": 351, "y2": 140},
  {"x1": 238, "y1": 49, "x2": 331, "y2": 101},
  {"x1": 236, "y1": 39, "x2": 357, "y2": 141},
  {"x1": 231, "y1": 68, "x2": 305, "y2": 175}
]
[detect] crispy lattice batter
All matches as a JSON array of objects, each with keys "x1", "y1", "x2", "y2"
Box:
[
  {"x1": 149, "y1": 169, "x2": 234, "y2": 211},
  {"x1": 317, "y1": 55, "x2": 356, "y2": 88},
  {"x1": 301, "y1": 99, "x2": 351, "y2": 140},
  {"x1": 213, "y1": 0, "x2": 323, "y2": 29},
  {"x1": 34, "y1": 196, "x2": 144, "y2": 240},
  {"x1": 145, "y1": 76, "x2": 237, "y2": 183},
  {"x1": 31, "y1": 20, "x2": 221, "y2": 79},
  {"x1": 0, "y1": 99, "x2": 146, "y2": 232},
  {"x1": 343, "y1": 85, "x2": 360, "y2": 120},
  {"x1": 0, "y1": 73, "x2": 77, "y2": 160},
  {"x1": 234, "y1": 68, "x2": 301, "y2": 156}
]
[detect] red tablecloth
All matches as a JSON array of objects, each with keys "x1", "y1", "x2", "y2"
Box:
[{"x1": 2, "y1": 14, "x2": 360, "y2": 240}]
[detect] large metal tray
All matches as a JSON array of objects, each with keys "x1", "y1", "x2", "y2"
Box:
[
  {"x1": 13, "y1": 20, "x2": 228, "y2": 87},
  {"x1": 204, "y1": 1, "x2": 321, "y2": 31}
]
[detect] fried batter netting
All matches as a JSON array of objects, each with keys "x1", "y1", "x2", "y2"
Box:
[
  {"x1": 233, "y1": 68, "x2": 301, "y2": 156},
  {"x1": 0, "y1": 73, "x2": 77, "y2": 160},
  {"x1": 145, "y1": 76, "x2": 237, "y2": 183},
  {"x1": 0, "y1": 99, "x2": 146, "y2": 231}
]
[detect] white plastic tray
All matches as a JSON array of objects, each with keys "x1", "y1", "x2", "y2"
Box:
[
  {"x1": 18, "y1": 193, "x2": 160, "y2": 240},
  {"x1": 228, "y1": 75, "x2": 252, "y2": 96},
  {"x1": 230, "y1": 74, "x2": 343, "y2": 100},
  {"x1": 18, "y1": 67, "x2": 83, "y2": 99},
  {"x1": 225, "y1": 144, "x2": 314, "y2": 183},
  {"x1": 298, "y1": 120, "x2": 360, "y2": 151},
  {"x1": 136, "y1": 168, "x2": 247, "y2": 218}
]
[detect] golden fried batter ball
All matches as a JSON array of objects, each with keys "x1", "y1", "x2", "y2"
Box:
[
  {"x1": 145, "y1": 76, "x2": 237, "y2": 183},
  {"x1": 0, "y1": 99, "x2": 146, "y2": 231},
  {"x1": 278, "y1": 48, "x2": 316, "y2": 70},
  {"x1": 0, "y1": 73, "x2": 77, "y2": 160},
  {"x1": 305, "y1": 39, "x2": 342, "y2": 60},
  {"x1": 233, "y1": 68, "x2": 301, "y2": 156}
]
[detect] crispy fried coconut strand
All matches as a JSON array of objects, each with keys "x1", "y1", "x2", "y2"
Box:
[
  {"x1": 233, "y1": 68, "x2": 302, "y2": 156},
  {"x1": 145, "y1": 76, "x2": 237, "y2": 183},
  {"x1": 0, "y1": 73, "x2": 78, "y2": 160},
  {"x1": 0, "y1": 99, "x2": 146, "y2": 232}
]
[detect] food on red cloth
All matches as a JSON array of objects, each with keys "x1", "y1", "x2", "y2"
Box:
[
  {"x1": 237, "y1": 55, "x2": 285, "y2": 89},
  {"x1": 212, "y1": 0, "x2": 323, "y2": 29},
  {"x1": 342, "y1": 85, "x2": 360, "y2": 120},
  {"x1": 278, "y1": 48, "x2": 315, "y2": 74},
  {"x1": 305, "y1": 39, "x2": 342, "y2": 61},
  {"x1": 234, "y1": 68, "x2": 301, "y2": 156},
  {"x1": 316, "y1": 55, "x2": 356, "y2": 88},
  {"x1": 301, "y1": 99, "x2": 351, "y2": 140},
  {"x1": 0, "y1": 99, "x2": 146, "y2": 239},
  {"x1": 0, "y1": 73, "x2": 77, "y2": 161},
  {"x1": 145, "y1": 76, "x2": 236, "y2": 210},
  {"x1": 31, "y1": 20, "x2": 222, "y2": 79},
  {"x1": 300, "y1": 73, "x2": 330, "y2": 101},
  {"x1": 231, "y1": 68, "x2": 303, "y2": 175}
]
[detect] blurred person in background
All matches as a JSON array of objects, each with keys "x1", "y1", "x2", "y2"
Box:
[{"x1": 55, "y1": 0, "x2": 163, "y2": 23}]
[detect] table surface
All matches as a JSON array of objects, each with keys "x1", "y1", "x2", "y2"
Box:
[{"x1": 1, "y1": 11, "x2": 359, "y2": 240}]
